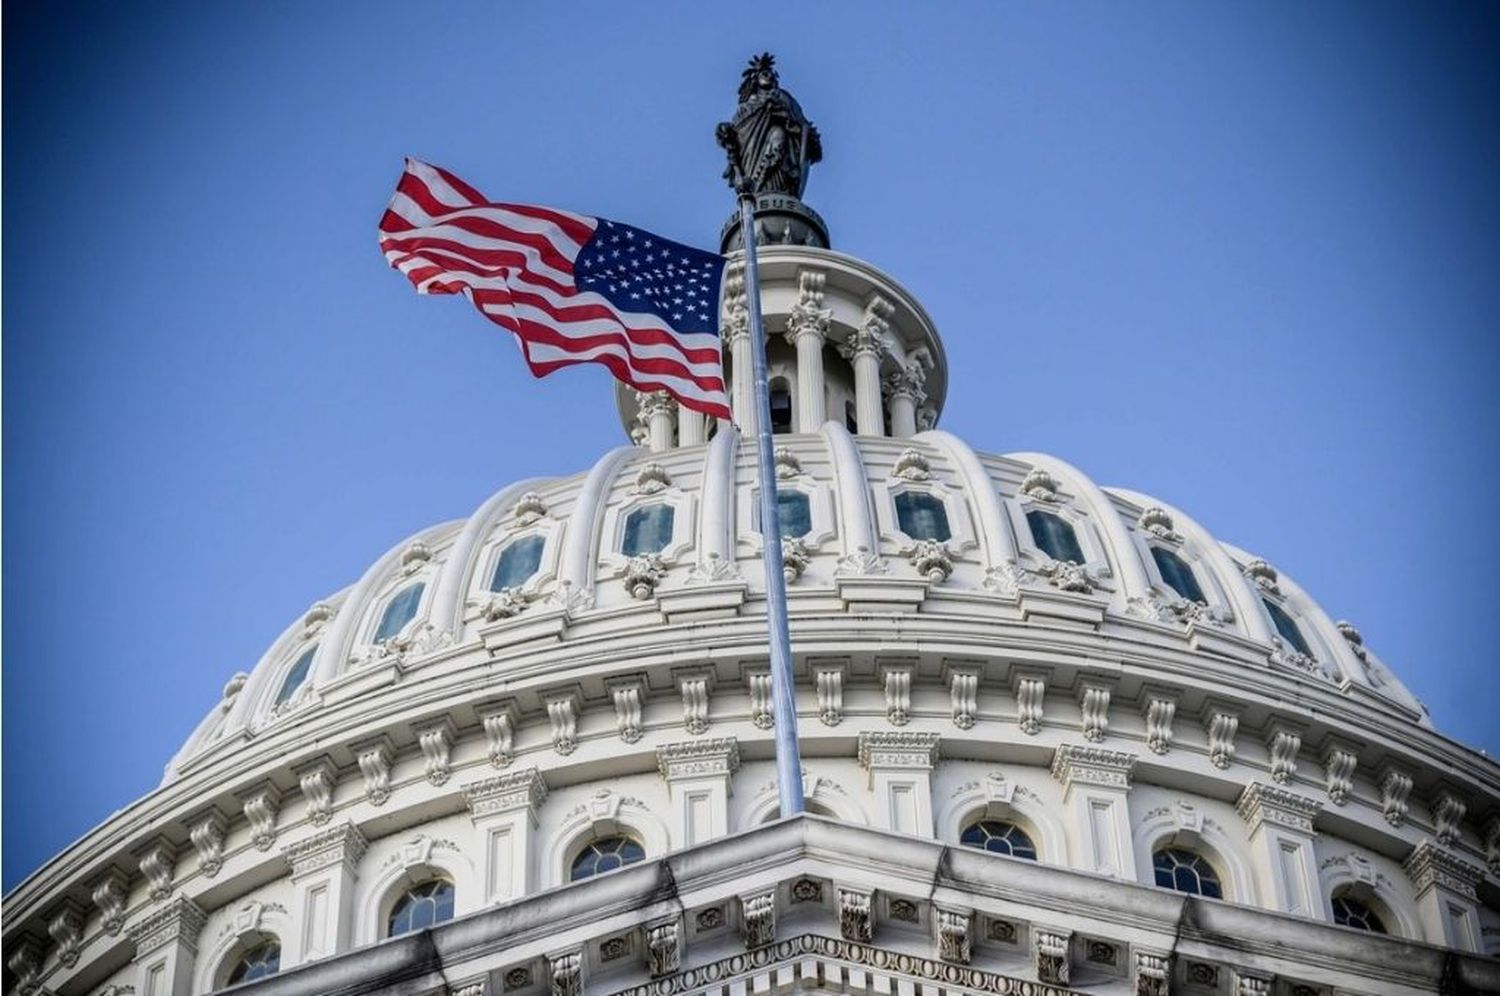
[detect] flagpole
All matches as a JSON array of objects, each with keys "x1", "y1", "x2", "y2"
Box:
[{"x1": 736, "y1": 193, "x2": 807, "y2": 818}]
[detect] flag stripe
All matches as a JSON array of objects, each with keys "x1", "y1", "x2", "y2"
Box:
[{"x1": 380, "y1": 160, "x2": 730, "y2": 419}]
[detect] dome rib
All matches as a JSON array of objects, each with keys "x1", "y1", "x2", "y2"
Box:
[
  {"x1": 920, "y1": 429, "x2": 1020, "y2": 570},
  {"x1": 819, "y1": 422, "x2": 878, "y2": 559},
  {"x1": 558, "y1": 446, "x2": 635, "y2": 596}
]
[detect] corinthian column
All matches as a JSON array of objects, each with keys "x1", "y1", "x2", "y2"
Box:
[
  {"x1": 784, "y1": 269, "x2": 830, "y2": 430},
  {"x1": 721, "y1": 263, "x2": 757, "y2": 436},
  {"x1": 636, "y1": 391, "x2": 677, "y2": 452},
  {"x1": 883, "y1": 363, "x2": 926, "y2": 438},
  {"x1": 838, "y1": 295, "x2": 893, "y2": 436}
]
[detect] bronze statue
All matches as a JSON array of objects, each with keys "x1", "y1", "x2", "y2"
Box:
[{"x1": 716, "y1": 53, "x2": 822, "y2": 199}]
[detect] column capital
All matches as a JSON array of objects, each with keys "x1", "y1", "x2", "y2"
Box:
[
  {"x1": 1235, "y1": 782, "x2": 1320, "y2": 836},
  {"x1": 857, "y1": 730, "x2": 939, "y2": 770},
  {"x1": 1404, "y1": 839, "x2": 1483, "y2": 900},
  {"x1": 657, "y1": 737, "x2": 741, "y2": 781},
  {"x1": 126, "y1": 895, "x2": 206, "y2": 959},
  {"x1": 1050, "y1": 744, "x2": 1135, "y2": 791},
  {"x1": 281, "y1": 820, "x2": 368, "y2": 880},
  {"x1": 634, "y1": 389, "x2": 678, "y2": 419},
  {"x1": 837, "y1": 325, "x2": 886, "y2": 362},
  {"x1": 882, "y1": 364, "x2": 927, "y2": 404},
  {"x1": 463, "y1": 767, "x2": 549, "y2": 820}
]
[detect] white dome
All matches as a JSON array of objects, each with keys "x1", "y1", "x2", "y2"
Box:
[
  {"x1": 6, "y1": 249, "x2": 1496, "y2": 996},
  {"x1": 168, "y1": 429, "x2": 1424, "y2": 777}
]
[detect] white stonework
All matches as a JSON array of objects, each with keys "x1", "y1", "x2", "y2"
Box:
[{"x1": 4, "y1": 242, "x2": 1498, "y2": 996}]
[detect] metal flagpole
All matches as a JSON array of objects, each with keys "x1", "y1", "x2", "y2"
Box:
[{"x1": 736, "y1": 193, "x2": 807, "y2": 818}]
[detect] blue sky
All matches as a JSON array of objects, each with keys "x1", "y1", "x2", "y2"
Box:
[{"x1": 5, "y1": 2, "x2": 1498, "y2": 889}]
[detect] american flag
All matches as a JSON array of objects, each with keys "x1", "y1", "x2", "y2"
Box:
[{"x1": 379, "y1": 159, "x2": 732, "y2": 419}]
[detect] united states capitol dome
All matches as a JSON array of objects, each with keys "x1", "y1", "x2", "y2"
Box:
[{"x1": 6, "y1": 55, "x2": 1498, "y2": 996}]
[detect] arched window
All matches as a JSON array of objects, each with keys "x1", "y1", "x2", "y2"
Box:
[
  {"x1": 274, "y1": 646, "x2": 317, "y2": 707},
  {"x1": 1331, "y1": 894, "x2": 1388, "y2": 934},
  {"x1": 491, "y1": 534, "x2": 545, "y2": 591},
  {"x1": 1263, "y1": 598, "x2": 1313, "y2": 657},
  {"x1": 769, "y1": 378, "x2": 793, "y2": 434},
  {"x1": 570, "y1": 835, "x2": 645, "y2": 881},
  {"x1": 374, "y1": 583, "x2": 424, "y2": 642},
  {"x1": 960, "y1": 819, "x2": 1038, "y2": 860},
  {"x1": 894, "y1": 491, "x2": 951, "y2": 541},
  {"x1": 622, "y1": 505, "x2": 674, "y2": 556},
  {"x1": 1152, "y1": 848, "x2": 1222, "y2": 898},
  {"x1": 1151, "y1": 547, "x2": 1205, "y2": 603},
  {"x1": 387, "y1": 879, "x2": 455, "y2": 937},
  {"x1": 225, "y1": 939, "x2": 281, "y2": 984},
  {"x1": 1026, "y1": 510, "x2": 1085, "y2": 564}
]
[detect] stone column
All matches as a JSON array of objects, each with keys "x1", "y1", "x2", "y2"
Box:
[
  {"x1": 635, "y1": 391, "x2": 677, "y2": 453},
  {"x1": 126, "y1": 896, "x2": 206, "y2": 996},
  {"x1": 677, "y1": 408, "x2": 705, "y2": 447},
  {"x1": 1051, "y1": 745, "x2": 1138, "y2": 880},
  {"x1": 858, "y1": 731, "x2": 939, "y2": 837},
  {"x1": 837, "y1": 296, "x2": 893, "y2": 436},
  {"x1": 657, "y1": 738, "x2": 740, "y2": 848},
  {"x1": 1235, "y1": 783, "x2": 1322, "y2": 917},
  {"x1": 883, "y1": 364, "x2": 926, "y2": 439},
  {"x1": 463, "y1": 768, "x2": 548, "y2": 905},
  {"x1": 784, "y1": 269, "x2": 830, "y2": 430},
  {"x1": 280, "y1": 821, "x2": 367, "y2": 965},
  {"x1": 722, "y1": 265, "x2": 757, "y2": 436},
  {"x1": 1404, "y1": 840, "x2": 1485, "y2": 951}
]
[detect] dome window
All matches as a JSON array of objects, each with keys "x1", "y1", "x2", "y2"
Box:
[
  {"x1": 769, "y1": 378, "x2": 793, "y2": 434},
  {"x1": 1152, "y1": 848, "x2": 1223, "y2": 898},
  {"x1": 491, "y1": 534, "x2": 545, "y2": 591},
  {"x1": 387, "y1": 879, "x2": 455, "y2": 937},
  {"x1": 273, "y1": 646, "x2": 317, "y2": 707},
  {"x1": 1263, "y1": 598, "x2": 1313, "y2": 657},
  {"x1": 570, "y1": 835, "x2": 645, "y2": 881},
  {"x1": 374, "y1": 583, "x2": 424, "y2": 642},
  {"x1": 622, "y1": 504, "x2": 674, "y2": 557},
  {"x1": 225, "y1": 939, "x2": 281, "y2": 984},
  {"x1": 1331, "y1": 894, "x2": 1388, "y2": 934},
  {"x1": 959, "y1": 819, "x2": 1037, "y2": 860},
  {"x1": 1026, "y1": 510, "x2": 1084, "y2": 564},
  {"x1": 755, "y1": 490, "x2": 812, "y2": 538},
  {"x1": 894, "y1": 491, "x2": 951, "y2": 542},
  {"x1": 1151, "y1": 547, "x2": 1205, "y2": 603}
]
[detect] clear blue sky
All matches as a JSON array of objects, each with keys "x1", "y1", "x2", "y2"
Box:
[{"x1": 5, "y1": 2, "x2": 1498, "y2": 890}]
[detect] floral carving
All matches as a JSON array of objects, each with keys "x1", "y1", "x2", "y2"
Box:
[
  {"x1": 892, "y1": 449, "x2": 931, "y2": 481},
  {"x1": 741, "y1": 890, "x2": 776, "y2": 948},
  {"x1": 1242, "y1": 558, "x2": 1280, "y2": 594},
  {"x1": 472, "y1": 587, "x2": 529, "y2": 622},
  {"x1": 838, "y1": 888, "x2": 872, "y2": 942},
  {"x1": 781, "y1": 536, "x2": 811, "y2": 582},
  {"x1": 399, "y1": 541, "x2": 432, "y2": 575},
  {"x1": 1038, "y1": 558, "x2": 1093, "y2": 593},
  {"x1": 1137, "y1": 506, "x2": 1179, "y2": 541},
  {"x1": 624, "y1": 553, "x2": 667, "y2": 599},
  {"x1": 1034, "y1": 928, "x2": 1071, "y2": 985},
  {"x1": 1020, "y1": 467, "x2": 1059, "y2": 502},
  {"x1": 686, "y1": 551, "x2": 741, "y2": 585},
  {"x1": 935, "y1": 907, "x2": 972, "y2": 964},
  {"x1": 512, "y1": 491, "x2": 548, "y2": 524},
  {"x1": 634, "y1": 462, "x2": 672, "y2": 495},
  {"x1": 774, "y1": 447, "x2": 802, "y2": 479},
  {"x1": 836, "y1": 545, "x2": 888, "y2": 576},
  {"x1": 907, "y1": 539, "x2": 953, "y2": 583},
  {"x1": 981, "y1": 562, "x2": 1030, "y2": 597}
]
